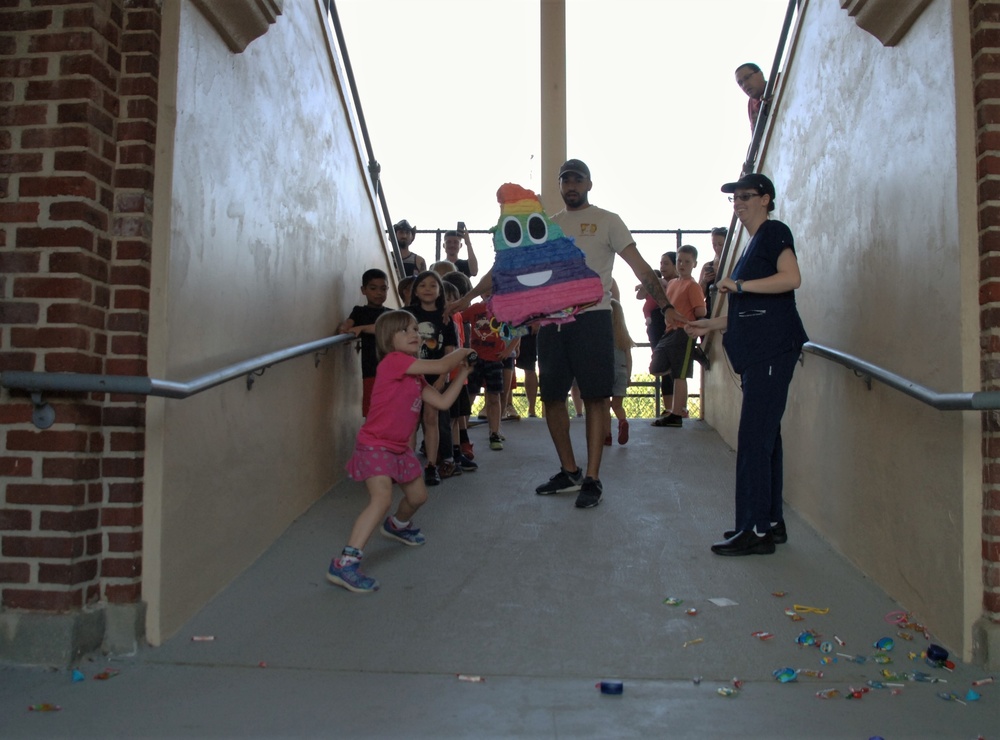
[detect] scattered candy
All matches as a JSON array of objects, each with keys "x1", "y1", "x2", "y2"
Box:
[
  {"x1": 896, "y1": 630, "x2": 913, "y2": 641},
  {"x1": 93, "y1": 668, "x2": 120, "y2": 680},
  {"x1": 792, "y1": 604, "x2": 830, "y2": 614},
  {"x1": 458, "y1": 674, "x2": 485, "y2": 683},
  {"x1": 837, "y1": 653, "x2": 867, "y2": 664},
  {"x1": 732, "y1": 677, "x2": 744, "y2": 690},
  {"x1": 972, "y1": 676, "x2": 995, "y2": 686},
  {"x1": 693, "y1": 676, "x2": 702, "y2": 685},
  {"x1": 873, "y1": 637, "x2": 894, "y2": 651},
  {"x1": 926, "y1": 644, "x2": 948, "y2": 662},
  {"x1": 819, "y1": 656, "x2": 837, "y2": 666},
  {"x1": 71, "y1": 669, "x2": 85, "y2": 683},
  {"x1": 771, "y1": 591, "x2": 787, "y2": 597},
  {"x1": 751, "y1": 631, "x2": 774, "y2": 641},
  {"x1": 936, "y1": 691, "x2": 966, "y2": 705},
  {"x1": 683, "y1": 638, "x2": 704, "y2": 648},
  {"x1": 773, "y1": 667, "x2": 797, "y2": 683},
  {"x1": 783, "y1": 608, "x2": 805, "y2": 622},
  {"x1": 716, "y1": 687, "x2": 737, "y2": 697},
  {"x1": 685, "y1": 608, "x2": 698, "y2": 616},
  {"x1": 819, "y1": 641, "x2": 833, "y2": 654},
  {"x1": 796, "y1": 630, "x2": 821, "y2": 646},
  {"x1": 872, "y1": 653, "x2": 892, "y2": 665},
  {"x1": 797, "y1": 669, "x2": 824, "y2": 678},
  {"x1": 663, "y1": 597, "x2": 683, "y2": 606},
  {"x1": 815, "y1": 688, "x2": 841, "y2": 699},
  {"x1": 191, "y1": 635, "x2": 215, "y2": 642},
  {"x1": 28, "y1": 703, "x2": 61, "y2": 712},
  {"x1": 597, "y1": 680, "x2": 623, "y2": 695},
  {"x1": 834, "y1": 636, "x2": 846, "y2": 646},
  {"x1": 965, "y1": 690, "x2": 981, "y2": 702}
]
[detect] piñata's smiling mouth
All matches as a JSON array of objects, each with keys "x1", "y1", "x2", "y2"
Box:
[{"x1": 516, "y1": 270, "x2": 552, "y2": 287}]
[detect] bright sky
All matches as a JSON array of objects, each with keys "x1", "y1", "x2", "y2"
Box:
[{"x1": 336, "y1": 0, "x2": 791, "y2": 361}]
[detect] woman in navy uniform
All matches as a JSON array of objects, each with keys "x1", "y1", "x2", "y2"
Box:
[{"x1": 685, "y1": 173, "x2": 808, "y2": 556}]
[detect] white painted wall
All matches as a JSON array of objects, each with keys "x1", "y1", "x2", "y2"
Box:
[
  {"x1": 703, "y1": 0, "x2": 982, "y2": 657},
  {"x1": 144, "y1": 0, "x2": 396, "y2": 643}
]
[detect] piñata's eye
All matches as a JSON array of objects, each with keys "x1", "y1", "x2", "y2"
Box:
[
  {"x1": 526, "y1": 213, "x2": 548, "y2": 244},
  {"x1": 502, "y1": 216, "x2": 523, "y2": 247}
]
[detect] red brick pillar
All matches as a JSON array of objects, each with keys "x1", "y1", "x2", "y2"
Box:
[
  {"x1": 0, "y1": 0, "x2": 159, "y2": 663},
  {"x1": 972, "y1": 0, "x2": 1000, "y2": 666}
]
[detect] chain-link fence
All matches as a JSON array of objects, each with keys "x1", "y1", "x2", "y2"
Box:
[{"x1": 471, "y1": 371, "x2": 702, "y2": 420}]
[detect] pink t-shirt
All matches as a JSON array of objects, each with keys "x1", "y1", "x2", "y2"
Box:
[{"x1": 356, "y1": 351, "x2": 425, "y2": 453}]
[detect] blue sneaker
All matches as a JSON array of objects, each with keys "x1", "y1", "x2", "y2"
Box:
[
  {"x1": 380, "y1": 518, "x2": 426, "y2": 546},
  {"x1": 326, "y1": 558, "x2": 379, "y2": 593}
]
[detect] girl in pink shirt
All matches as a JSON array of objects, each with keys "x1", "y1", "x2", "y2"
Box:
[{"x1": 327, "y1": 309, "x2": 474, "y2": 593}]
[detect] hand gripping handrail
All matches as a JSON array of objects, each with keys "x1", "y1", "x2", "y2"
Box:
[
  {"x1": 0, "y1": 333, "x2": 356, "y2": 428},
  {"x1": 802, "y1": 341, "x2": 1000, "y2": 411}
]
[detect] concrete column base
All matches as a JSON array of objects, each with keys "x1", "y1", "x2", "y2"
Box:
[
  {"x1": 972, "y1": 616, "x2": 1000, "y2": 671},
  {"x1": 0, "y1": 602, "x2": 146, "y2": 666}
]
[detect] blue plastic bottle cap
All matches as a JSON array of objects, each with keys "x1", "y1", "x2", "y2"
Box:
[{"x1": 598, "y1": 680, "x2": 624, "y2": 695}]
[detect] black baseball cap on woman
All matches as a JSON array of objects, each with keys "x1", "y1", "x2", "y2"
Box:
[{"x1": 720, "y1": 173, "x2": 775, "y2": 200}]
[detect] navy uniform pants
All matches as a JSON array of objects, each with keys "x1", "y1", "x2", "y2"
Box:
[{"x1": 734, "y1": 348, "x2": 799, "y2": 533}]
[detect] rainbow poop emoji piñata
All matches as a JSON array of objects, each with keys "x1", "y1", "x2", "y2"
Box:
[{"x1": 487, "y1": 183, "x2": 604, "y2": 328}]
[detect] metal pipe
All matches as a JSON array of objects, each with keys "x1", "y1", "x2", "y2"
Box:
[
  {"x1": 802, "y1": 342, "x2": 1000, "y2": 411},
  {"x1": 1, "y1": 334, "x2": 355, "y2": 401}
]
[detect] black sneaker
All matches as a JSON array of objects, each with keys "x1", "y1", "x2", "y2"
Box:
[
  {"x1": 456, "y1": 453, "x2": 479, "y2": 472},
  {"x1": 691, "y1": 345, "x2": 710, "y2": 371},
  {"x1": 535, "y1": 467, "x2": 583, "y2": 495},
  {"x1": 424, "y1": 464, "x2": 441, "y2": 486},
  {"x1": 575, "y1": 477, "x2": 603, "y2": 508},
  {"x1": 659, "y1": 413, "x2": 683, "y2": 428}
]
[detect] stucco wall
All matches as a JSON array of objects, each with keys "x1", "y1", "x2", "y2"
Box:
[
  {"x1": 144, "y1": 0, "x2": 394, "y2": 643},
  {"x1": 703, "y1": 0, "x2": 982, "y2": 657}
]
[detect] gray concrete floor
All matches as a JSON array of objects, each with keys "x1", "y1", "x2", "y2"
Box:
[{"x1": 1, "y1": 417, "x2": 995, "y2": 738}]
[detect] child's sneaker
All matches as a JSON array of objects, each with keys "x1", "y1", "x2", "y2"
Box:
[
  {"x1": 326, "y1": 558, "x2": 379, "y2": 593},
  {"x1": 489, "y1": 433, "x2": 504, "y2": 451},
  {"x1": 618, "y1": 419, "x2": 630, "y2": 445},
  {"x1": 456, "y1": 453, "x2": 478, "y2": 472},
  {"x1": 424, "y1": 464, "x2": 441, "y2": 485},
  {"x1": 438, "y1": 459, "x2": 460, "y2": 478},
  {"x1": 460, "y1": 441, "x2": 475, "y2": 460},
  {"x1": 380, "y1": 517, "x2": 426, "y2": 546},
  {"x1": 535, "y1": 467, "x2": 583, "y2": 495},
  {"x1": 574, "y1": 477, "x2": 603, "y2": 509}
]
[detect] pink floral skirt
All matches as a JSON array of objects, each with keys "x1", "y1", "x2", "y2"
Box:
[{"x1": 345, "y1": 444, "x2": 422, "y2": 484}]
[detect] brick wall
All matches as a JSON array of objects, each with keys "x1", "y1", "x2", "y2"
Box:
[
  {"x1": 973, "y1": 0, "x2": 1000, "y2": 627},
  {"x1": 0, "y1": 0, "x2": 159, "y2": 626}
]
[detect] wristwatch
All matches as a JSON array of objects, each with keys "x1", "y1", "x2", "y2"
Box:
[{"x1": 737, "y1": 280, "x2": 744, "y2": 294}]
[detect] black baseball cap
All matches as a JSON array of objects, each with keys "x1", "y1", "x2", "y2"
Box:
[
  {"x1": 720, "y1": 173, "x2": 775, "y2": 200},
  {"x1": 393, "y1": 219, "x2": 415, "y2": 232},
  {"x1": 559, "y1": 159, "x2": 591, "y2": 179}
]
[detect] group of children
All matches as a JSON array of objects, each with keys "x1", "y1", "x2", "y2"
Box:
[{"x1": 329, "y1": 243, "x2": 708, "y2": 593}]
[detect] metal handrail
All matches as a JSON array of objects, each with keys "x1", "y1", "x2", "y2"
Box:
[
  {"x1": 1, "y1": 333, "x2": 356, "y2": 428},
  {"x1": 802, "y1": 341, "x2": 1000, "y2": 411}
]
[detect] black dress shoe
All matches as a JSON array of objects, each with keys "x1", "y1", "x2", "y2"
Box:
[
  {"x1": 723, "y1": 520, "x2": 787, "y2": 544},
  {"x1": 711, "y1": 530, "x2": 776, "y2": 556}
]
